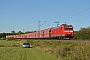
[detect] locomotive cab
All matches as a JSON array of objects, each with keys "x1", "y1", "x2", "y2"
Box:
[{"x1": 64, "y1": 24, "x2": 74, "y2": 38}]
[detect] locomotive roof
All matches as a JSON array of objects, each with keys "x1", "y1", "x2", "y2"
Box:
[{"x1": 51, "y1": 24, "x2": 73, "y2": 29}]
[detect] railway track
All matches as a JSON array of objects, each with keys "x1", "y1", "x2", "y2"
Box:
[
  {"x1": 58, "y1": 40, "x2": 90, "y2": 43},
  {"x1": 26, "y1": 39, "x2": 90, "y2": 42},
  {"x1": 30, "y1": 39, "x2": 90, "y2": 43}
]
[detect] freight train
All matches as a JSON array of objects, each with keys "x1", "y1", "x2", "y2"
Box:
[{"x1": 6, "y1": 24, "x2": 74, "y2": 40}]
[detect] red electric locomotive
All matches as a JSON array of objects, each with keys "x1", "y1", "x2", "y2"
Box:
[{"x1": 50, "y1": 24, "x2": 74, "y2": 39}]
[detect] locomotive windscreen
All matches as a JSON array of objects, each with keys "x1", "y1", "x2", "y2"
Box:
[{"x1": 64, "y1": 25, "x2": 73, "y2": 30}]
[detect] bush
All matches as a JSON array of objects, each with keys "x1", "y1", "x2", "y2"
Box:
[
  {"x1": 7, "y1": 37, "x2": 15, "y2": 41},
  {"x1": 27, "y1": 40, "x2": 90, "y2": 60}
]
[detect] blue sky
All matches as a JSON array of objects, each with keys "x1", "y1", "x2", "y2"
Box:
[{"x1": 0, "y1": 0, "x2": 90, "y2": 33}]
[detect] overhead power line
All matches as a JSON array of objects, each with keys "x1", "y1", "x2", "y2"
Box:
[
  {"x1": 70, "y1": 17, "x2": 90, "y2": 23},
  {"x1": 59, "y1": 2, "x2": 89, "y2": 19},
  {"x1": 61, "y1": 8, "x2": 90, "y2": 21}
]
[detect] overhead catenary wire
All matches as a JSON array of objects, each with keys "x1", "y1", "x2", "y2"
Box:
[
  {"x1": 70, "y1": 17, "x2": 90, "y2": 23},
  {"x1": 61, "y1": 7, "x2": 90, "y2": 21},
  {"x1": 59, "y1": 2, "x2": 89, "y2": 18},
  {"x1": 55, "y1": 2, "x2": 90, "y2": 24}
]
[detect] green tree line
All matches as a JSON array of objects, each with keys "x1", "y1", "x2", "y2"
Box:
[{"x1": 73, "y1": 27, "x2": 90, "y2": 40}]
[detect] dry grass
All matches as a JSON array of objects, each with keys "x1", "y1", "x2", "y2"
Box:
[{"x1": 28, "y1": 40, "x2": 90, "y2": 60}]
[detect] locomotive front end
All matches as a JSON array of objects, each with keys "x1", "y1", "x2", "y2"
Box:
[{"x1": 64, "y1": 25, "x2": 74, "y2": 38}]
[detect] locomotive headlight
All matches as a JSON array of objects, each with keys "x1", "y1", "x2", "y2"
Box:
[
  {"x1": 65, "y1": 31, "x2": 73, "y2": 32},
  {"x1": 65, "y1": 31, "x2": 68, "y2": 32},
  {"x1": 70, "y1": 31, "x2": 73, "y2": 32}
]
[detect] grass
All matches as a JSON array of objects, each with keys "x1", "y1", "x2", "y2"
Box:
[
  {"x1": 0, "y1": 40, "x2": 20, "y2": 47},
  {"x1": 27, "y1": 40, "x2": 90, "y2": 60},
  {"x1": 0, "y1": 40, "x2": 60, "y2": 60},
  {"x1": 0, "y1": 47, "x2": 59, "y2": 60},
  {"x1": 0, "y1": 39, "x2": 90, "y2": 60}
]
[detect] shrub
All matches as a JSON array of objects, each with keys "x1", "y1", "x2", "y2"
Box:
[{"x1": 7, "y1": 37, "x2": 15, "y2": 41}]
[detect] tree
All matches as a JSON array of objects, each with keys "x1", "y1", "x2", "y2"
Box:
[
  {"x1": 11, "y1": 30, "x2": 16, "y2": 35},
  {"x1": 1, "y1": 33, "x2": 6, "y2": 38},
  {"x1": 73, "y1": 27, "x2": 90, "y2": 40},
  {"x1": 17, "y1": 31, "x2": 23, "y2": 35},
  {"x1": 25, "y1": 31, "x2": 31, "y2": 34}
]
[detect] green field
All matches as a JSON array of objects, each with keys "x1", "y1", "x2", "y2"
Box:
[
  {"x1": 0, "y1": 48, "x2": 59, "y2": 60},
  {"x1": 0, "y1": 40, "x2": 59, "y2": 60}
]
